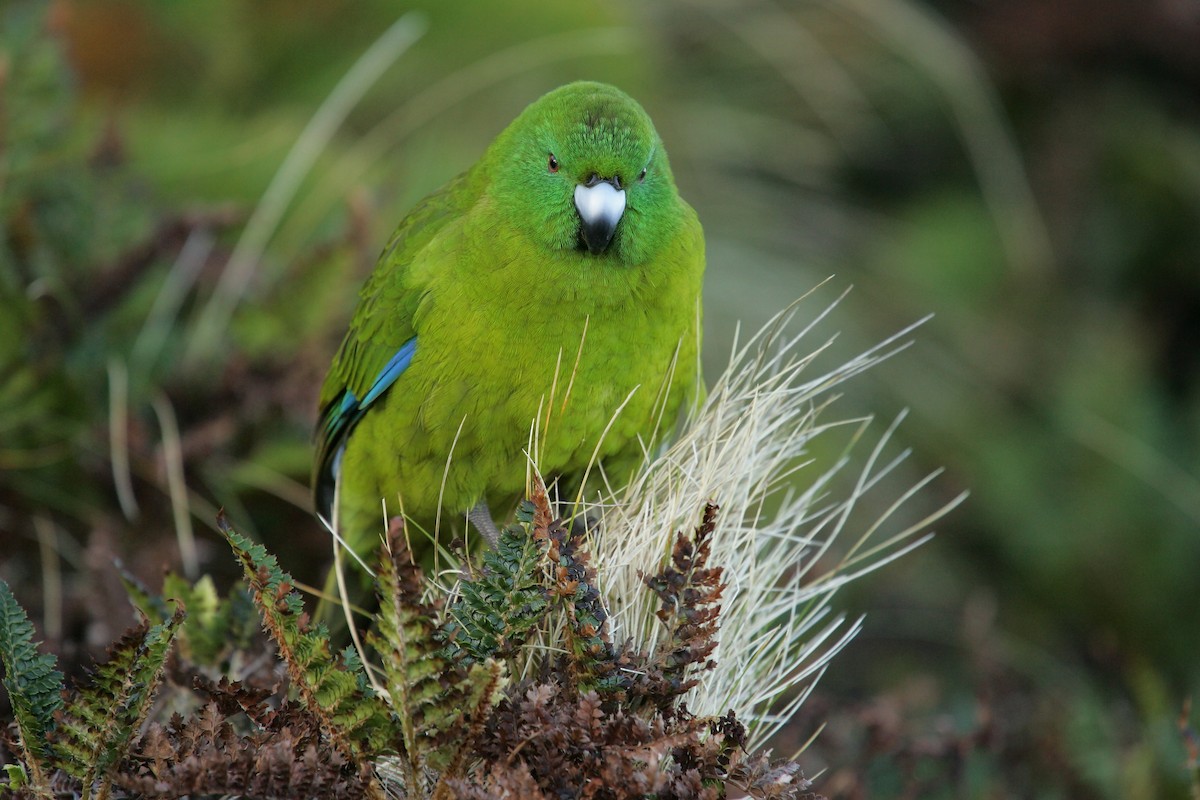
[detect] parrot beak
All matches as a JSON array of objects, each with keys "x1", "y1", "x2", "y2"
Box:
[{"x1": 574, "y1": 178, "x2": 626, "y2": 254}]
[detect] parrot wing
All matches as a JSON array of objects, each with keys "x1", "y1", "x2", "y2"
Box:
[{"x1": 312, "y1": 172, "x2": 472, "y2": 525}]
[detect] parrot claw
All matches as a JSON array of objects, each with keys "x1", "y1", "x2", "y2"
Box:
[{"x1": 468, "y1": 500, "x2": 502, "y2": 548}]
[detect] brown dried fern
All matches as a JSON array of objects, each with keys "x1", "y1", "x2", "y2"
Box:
[{"x1": 638, "y1": 502, "x2": 726, "y2": 707}]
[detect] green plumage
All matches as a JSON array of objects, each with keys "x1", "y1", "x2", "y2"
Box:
[{"x1": 314, "y1": 81, "x2": 704, "y2": 559}]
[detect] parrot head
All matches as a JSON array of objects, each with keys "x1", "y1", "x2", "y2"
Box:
[{"x1": 486, "y1": 81, "x2": 684, "y2": 266}]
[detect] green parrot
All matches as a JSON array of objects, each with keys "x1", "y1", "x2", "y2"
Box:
[{"x1": 313, "y1": 81, "x2": 704, "y2": 566}]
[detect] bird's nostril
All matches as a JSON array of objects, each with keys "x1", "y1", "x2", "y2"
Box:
[
  {"x1": 586, "y1": 173, "x2": 600, "y2": 187},
  {"x1": 612, "y1": 175, "x2": 622, "y2": 190}
]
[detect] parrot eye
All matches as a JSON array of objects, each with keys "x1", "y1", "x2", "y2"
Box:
[
  {"x1": 638, "y1": 167, "x2": 647, "y2": 182},
  {"x1": 548, "y1": 154, "x2": 559, "y2": 173}
]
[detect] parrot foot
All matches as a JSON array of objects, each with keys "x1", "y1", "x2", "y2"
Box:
[{"x1": 468, "y1": 500, "x2": 502, "y2": 548}]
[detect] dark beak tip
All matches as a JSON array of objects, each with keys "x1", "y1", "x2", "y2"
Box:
[{"x1": 580, "y1": 219, "x2": 616, "y2": 254}]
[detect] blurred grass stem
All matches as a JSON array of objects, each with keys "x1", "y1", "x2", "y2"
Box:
[
  {"x1": 132, "y1": 228, "x2": 213, "y2": 371},
  {"x1": 717, "y1": 0, "x2": 878, "y2": 151},
  {"x1": 828, "y1": 0, "x2": 1054, "y2": 279},
  {"x1": 152, "y1": 393, "x2": 198, "y2": 580},
  {"x1": 34, "y1": 515, "x2": 62, "y2": 642},
  {"x1": 186, "y1": 12, "x2": 428, "y2": 365},
  {"x1": 107, "y1": 359, "x2": 140, "y2": 522},
  {"x1": 1069, "y1": 410, "x2": 1200, "y2": 527}
]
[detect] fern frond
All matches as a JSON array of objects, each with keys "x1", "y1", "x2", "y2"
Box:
[
  {"x1": 639, "y1": 502, "x2": 725, "y2": 705},
  {"x1": 122, "y1": 568, "x2": 257, "y2": 666},
  {"x1": 116, "y1": 701, "x2": 376, "y2": 798},
  {"x1": 0, "y1": 580, "x2": 64, "y2": 790},
  {"x1": 441, "y1": 502, "x2": 549, "y2": 664},
  {"x1": 367, "y1": 519, "x2": 449, "y2": 787},
  {"x1": 426, "y1": 658, "x2": 504, "y2": 790},
  {"x1": 217, "y1": 513, "x2": 397, "y2": 774},
  {"x1": 53, "y1": 604, "x2": 185, "y2": 796},
  {"x1": 368, "y1": 520, "x2": 508, "y2": 791},
  {"x1": 532, "y1": 486, "x2": 623, "y2": 697}
]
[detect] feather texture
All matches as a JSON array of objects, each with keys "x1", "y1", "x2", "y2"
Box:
[
  {"x1": 314, "y1": 337, "x2": 418, "y2": 524},
  {"x1": 313, "y1": 82, "x2": 705, "y2": 560}
]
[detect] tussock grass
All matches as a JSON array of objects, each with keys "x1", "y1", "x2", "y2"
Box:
[{"x1": 574, "y1": 292, "x2": 964, "y2": 748}]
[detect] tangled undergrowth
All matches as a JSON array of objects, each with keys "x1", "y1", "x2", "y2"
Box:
[{"x1": 1, "y1": 483, "x2": 821, "y2": 799}]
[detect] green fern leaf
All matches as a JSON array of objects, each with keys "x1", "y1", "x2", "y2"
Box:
[
  {"x1": 3, "y1": 764, "x2": 29, "y2": 789},
  {"x1": 122, "y1": 568, "x2": 257, "y2": 666},
  {"x1": 367, "y1": 523, "x2": 506, "y2": 786},
  {"x1": 53, "y1": 604, "x2": 185, "y2": 790},
  {"x1": 218, "y1": 513, "x2": 398, "y2": 766},
  {"x1": 441, "y1": 507, "x2": 549, "y2": 664},
  {"x1": 0, "y1": 580, "x2": 64, "y2": 783},
  {"x1": 426, "y1": 658, "x2": 504, "y2": 778},
  {"x1": 367, "y1": 528, "x2": 445, "y2": 777}
]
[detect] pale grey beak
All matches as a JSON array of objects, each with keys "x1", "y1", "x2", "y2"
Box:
[{"x1": 574, "y1": 180, "x2": 626, "y2": 254}]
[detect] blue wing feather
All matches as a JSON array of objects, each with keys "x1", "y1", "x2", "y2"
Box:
[
  {"x1": 314, "y1": 337, "x2": 417, "y2": 524},
  {"x1": 360, "y1": 338, "x2": 417, "y2": 407}
]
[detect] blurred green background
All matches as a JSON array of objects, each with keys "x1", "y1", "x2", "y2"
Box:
[{"x1": 2, "y1": 0, "x2": 1198, "y2": 796}]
